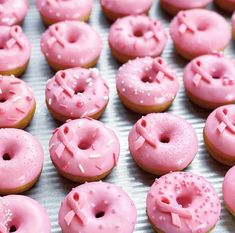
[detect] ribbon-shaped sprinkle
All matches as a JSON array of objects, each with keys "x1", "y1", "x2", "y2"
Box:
[
  {"x1": 57, "y1": 125, "x2": 77, "y2": 158},
  {"x1": 6, "y1": 25, "x2": 24, "y2": 49},
  {"x1": 216, "y1": 108, "x2": 235, "y2": 134},
  {"x1": 48, "y1": 24, "x2": 66, "y2": 48},
  {"x1": 153, "y1": 58, "x2": 175, "y2": 83},
  {"x1": 54, "y1": 71, "x2": 75, "y2": 100},
  {"x1": 135, "y1": 119, "x2": 157, "y2": 148},
  {"x1": 150, "y1": 20, "x2": 162, "y2": 41},
  {"x1": 192, "y1": 60, "x2": 213, "y2": 86},
  {"x1": 156, "y1": 196, "x2": 192, "y2": 228},
  {"x1": 65, "y1": 191, "x2": 87, "y2": 226},
  {"x1": 177, "y1": 12, "x2": 196, "y2": 34}
]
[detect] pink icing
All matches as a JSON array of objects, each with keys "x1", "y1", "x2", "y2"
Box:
[
  {"x1": 128, "y1": 113, "x2": 198, "y2": 175},
  {"x1": 41, "y1": 21, "x2": 103, "y2": 69},
  {"x1": 109, "y1": 15, "x2": 167, "y2": 60},
  {"x1": 46, "y1": 67, "x2": 109, "y2": 121},
  {"x1": 116, "y1": 57, "x2": 179, "y2": 107},
  {"x1": 49, "y1": 118, "x2": 120, "y2": 180},
  {"x1": 0, "y1": 0, "x2": 29, "y2": 26},
  {"x1": 0, "y1": 25, "x2": 31, "y2": 72},
  {"x1": 223, "y1": 166, "x2": 235, "y2": 214},
  {"x1": 161, "y1": 0, "x2": 212, "y2": 10},
  {"x1": 147, "y1": 172, "x2": 221, "y2": 233},
  {"x1": 183, "y1": 54, "x2": 235, "y2": 105},
  {"x1": 0, "y1": 195, "x2": 50, "y2": 232},
  {"x1": 0, "y1": 129, "x2": 44, "y2": 192},
  {"x1": 58, "y1": 182, "x2": 137, "y2": 233},
  {"x1": 204, "y1": 105, "x2": 235, "y2": 159},
  {"x1": 100, "y1": 0, "x2": 152, "y2": 16},
  {"x1": 36, "y1": 0, "x2": 93, "y2": 23},
  {"x1": 0, "y1": 75, "x2": 35, "y2": 128},
  {"x1": 170, "y1": 9, "x2": 231, "y2": 59}
]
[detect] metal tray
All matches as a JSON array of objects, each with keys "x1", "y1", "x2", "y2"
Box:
[{"x1": 21, "y1": 1, "x2": 235, "y2": 232}]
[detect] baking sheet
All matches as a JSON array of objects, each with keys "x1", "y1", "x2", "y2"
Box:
[{"x1": 21, "y1": 1, "x2": 235, "y2": 232}]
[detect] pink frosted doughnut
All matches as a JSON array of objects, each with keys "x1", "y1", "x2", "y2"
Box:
[
  {"x1": 0, "y1": 75, "x2": 36, "y2": 129},
  {"x1": 204, "y1": 105, "x2": 235, "y2": 166},
  {"x1": 183, "y1": 54, "x2": 235, "y2": 109},
  {"x1": 128, "y1": 113, "x2": 198, "y2": 175},
  {"x1": 147, "y1": 172, "x2": 221, "y2": 233},
  {"x1": 0, "y1": 25, "x2": 31, "y2": 76},
  {"x1": 223, "y1": 166, "x2": 235, "y2": 216},
  {"x1": 109, "y1": 15, "x2": 167, "y2": 63},
  {"x1": 100, "y1": 0, "x2": 153, "y2": 21},
  {"x1": 58, "y1": 182, "x2": 137, "y2": 233},
  {"x1": 36, "y1": 0, "x2": 93, "y2": 25},
  {"x1": 49, "y1": 118, "x2": 120, "y2": 182},
  {"x1": 170, "y1": 9, "x2": 231, "y2": 60},
  {"x1": 215, "y1": 0, "x2": 235, "y2": 13},
  {"x1": 46, "y1": 68, "x2": 109, "y2": 122},
  {"x1": 0, "y1": 195, "x2": 51, "y2": 232},
  {"x1": 160, "y1": 0, "x2": 212, "y2": 15},
  {"x1": 0, "y1": 128, "x2": 44, "y2": 195},
  {"x1": 40, "y1": 21, "x2": 103, "y2": 70},
  {"x1": 0, "y1": 0, "x2": 29, "y2": 26},
  {"x1": 116, "y1": 57, "x2": 179, "y2": 114}
]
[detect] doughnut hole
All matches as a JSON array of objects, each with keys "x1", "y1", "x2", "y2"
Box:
[
  {"x1": 176, "y1": 194, "x2": 193, "y2": 208},
  {"x1": 92, "y1": 201, "x2": 109, "y2": 220},
  {"x1": 66, "y1": 27, "x2": 80, "y2": 44},
  {"x1": 2, "y1": 153, "x2": 11, "y2": 161},
  {"x1": 74, "y1": 84, "x2": 86, "y2": 94},
  {"x1": 196, "y1": 21, "x2": 210, "y2": 31},
  {"x1": 159, "y1": 133, "x2": 171, "y2": 144},
  {"x1": 141, "y1": 75, "x2": 154, "y2": 83},
  {"x1": 210, "y1": 65, "x2": 225, "y2": 80},
  {"x1": 9, "y1": 225, "x2": 17, "y2": 232}
]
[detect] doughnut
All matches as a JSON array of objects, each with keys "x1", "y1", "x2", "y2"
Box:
[
  {"x1": 108, "y1": 15, "x2": 167, "y2": 63},
  {"x1": 215, "y1": 0, "x2": 235, "y2": 13},
  {"x1": 36, "y1": 0, "x2": 93, "y2": 25},
  {"x1": 0, "y1": 75, "x2": 36, "y2": 129},
  {"x1": 0, "y1": 128, "x2": 44, "y2": 195},
  {"x1": 232, "y1": 13, "x2": 235, "y2": 40},
  {"x1": 46, "y1": 67, "x2": 109, "y2": 122},
  {"x1": 128, "y1": 113, "x2": 198, "y2": 175},
  {"x1": 0, "y1": 25, "x2": 31, "y2": 76},
  {"x1": 204, "y1": 105, "x2": 235, "y2": 166},
  {"x1": 40, "y1": 21, "x2": 102, "y2": 71},
  {"x1": 160, "y1": 0, "x2": 212, "y2": 15},
  {"x1": 183, "y1": 54, "x2": 235, "y2": 109},
  {"x1": 58, "y1": 182, "x2": 137, "y2": 233},
  {"x1": 49, "y1": 118, "x2": 120, "y2": 182},
  {"x1": 0, "y1": 0, "x2": 29, "y2": 26},
  {"x1": 170, "y1": 9, "x2": 231, "y2": 60},
  {"x1": 116, "y1": 57, "x2": 179, "y2": 114},
  {"x1": 147, "y1": 172, "x2": 221, "y2": 233},
  {"x1": 223, "y1": 166, "x2": 235, "y2": 216},
  {"x1": 0, "y1": 195, "x2": 51, "y2": 232},
  {"x1": 100, "y1": 0, "x2": 153, "y2": 21}
]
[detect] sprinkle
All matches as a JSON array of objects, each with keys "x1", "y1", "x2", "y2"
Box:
[
  {"x1": 16, "y1": 107, "x2": 25, "y2": 113},
  {"x1": 10, "y1": 81, "x2": 21, "y2": 85},
  {"x1": 7, "y1": 117, "x2": 18, "y2": 121},
  {"x1": 9, "y1": 90, "x2": 16, "y2": 94},
  {"x1": 78, "y1": 164, "x2": 85, "y2": 173},
  {"x1": 57, "y1": 54, "x2": 61, "y2": 59},
  {"x1": 122, "y1": 88, "x2": 126, "y2": 92},
  {"x1": 64, "y1": 210, "x2": 75, "y2": 226},
  {"x1": 12, "y1": 96, "x2": 21, "y2": 103},
  {"x1": 86, "y1": 78, "x2": 92, "y2": 83},
  {"x1": 60, "y1": 104, "x2": 68, "y2": 109},
  {"x1": 48, "y1": 98, "x2": 52, "y2": 105},
  {"x1": 0, "y1": 88, "x2": 2, "y2": 94},
  {"x1": 106, "y1": 139, "x2": 114, "y2": 147},
  {"x1": 103, "y1": 96, "x2": 109, "y2": 100},
  {"x1": 89, "y1": 154, "x2": 101, "y2": 159}
]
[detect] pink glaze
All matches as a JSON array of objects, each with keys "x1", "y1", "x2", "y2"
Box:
[
  {"x1": 204, "y1": 105, "x2": 235, "y2": 162},
  {"x1": 0, "y1": 25, "x2": 31, "y2": 73},
  {"x1": 128, "y1": 113, "x2": 198, "y2": 175},
  {"x1": 161, "y1": 0, "x2": 212, "y2": 11},
  {"x1": 223, "y1": 166, "x2": 235, "y2": 214},
  {"x1": 46, "y1": 67, "x2": 109, "y2": 121},
  {"x1": 147, "y1": 172, "x2": 221, "y2": 233},
  {"x1": 100, "y1": 0, "x2": 152, "y2": 17},
  {"x1": 0, "y1": 0, "x2": 29, "y2": 26},
  {"x1": 58, "y1": 182, "x2": 137, "y2": 233},
  {"x1": 49, "y1": 118, "x2": 120, "y2": 180},
  {"x1": 0, "y1": 128, "x2": 43, "y2": 192},
  {"x1": 183, "y1": 54, "x2": 235, "y2": 106},
  {"x1": 41, "y1": 21, "x2": 103, "y2": 69},
  {"x1": 109, "y1": 15, "x2": 167, "y2": 60},
  {"x1": 170, "y1": 9, "x2": 231, "y2": 59},
  {"x1": 0, "y1": 75, "x2": 35, "y2": 128},
  {"x1": 0, "y1": 195, "x2": 50, "y2": 232},
  {"x1": 116, "y1": 57, "x2": 179, "y2": 107},
  {"x1": 36, "y1": 0, "x2": 93, "y2": 24}
]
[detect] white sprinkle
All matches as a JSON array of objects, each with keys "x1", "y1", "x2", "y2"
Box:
[
  {"x1": 71, "y1": 59, "x2": 75, "y2": 63},
  {"x1": 122, "y1": 88, "x2": 126, "y2": 92},
  {"x1": 140, "y1": 100, "x2": 144, "y2": 104},
  {"x1": 78, "y1": 164, "x2": 85, "y2": 173},
  {"x1": 107, "y1": 139, "x2": 114, "y2": 147},
  {"x1": 103, "y1": 96, "x2": 109, "y2": 100},
  {"x1": 78, "y1": 121, "x2": 83, "y2": 127},
  {"x1": 147, "y1": 92, "x2": 151, "y2": 96},
  {"x1": 89, "y1": 154, "x2": 101, "y2": 159},
  {"x1": 12, "y1": 96, "x2": 21, "y2": 102},
  {"x1": 48, "y1": 98, "x2": 52, "y2": 105},
  {"x1": 57, "y1": 54, "x2": 61, "y2": 59},
  {"x1": 0, "y1": 88, "x2": 2, "y2": 94},
  {"x1": 86, "y1": 78, "x2": 92, "y2": 83}
]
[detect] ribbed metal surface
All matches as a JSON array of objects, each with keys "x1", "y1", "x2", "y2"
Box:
[{"x1": 21, "y1": 1, "x2": 235, "y2": 232}]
